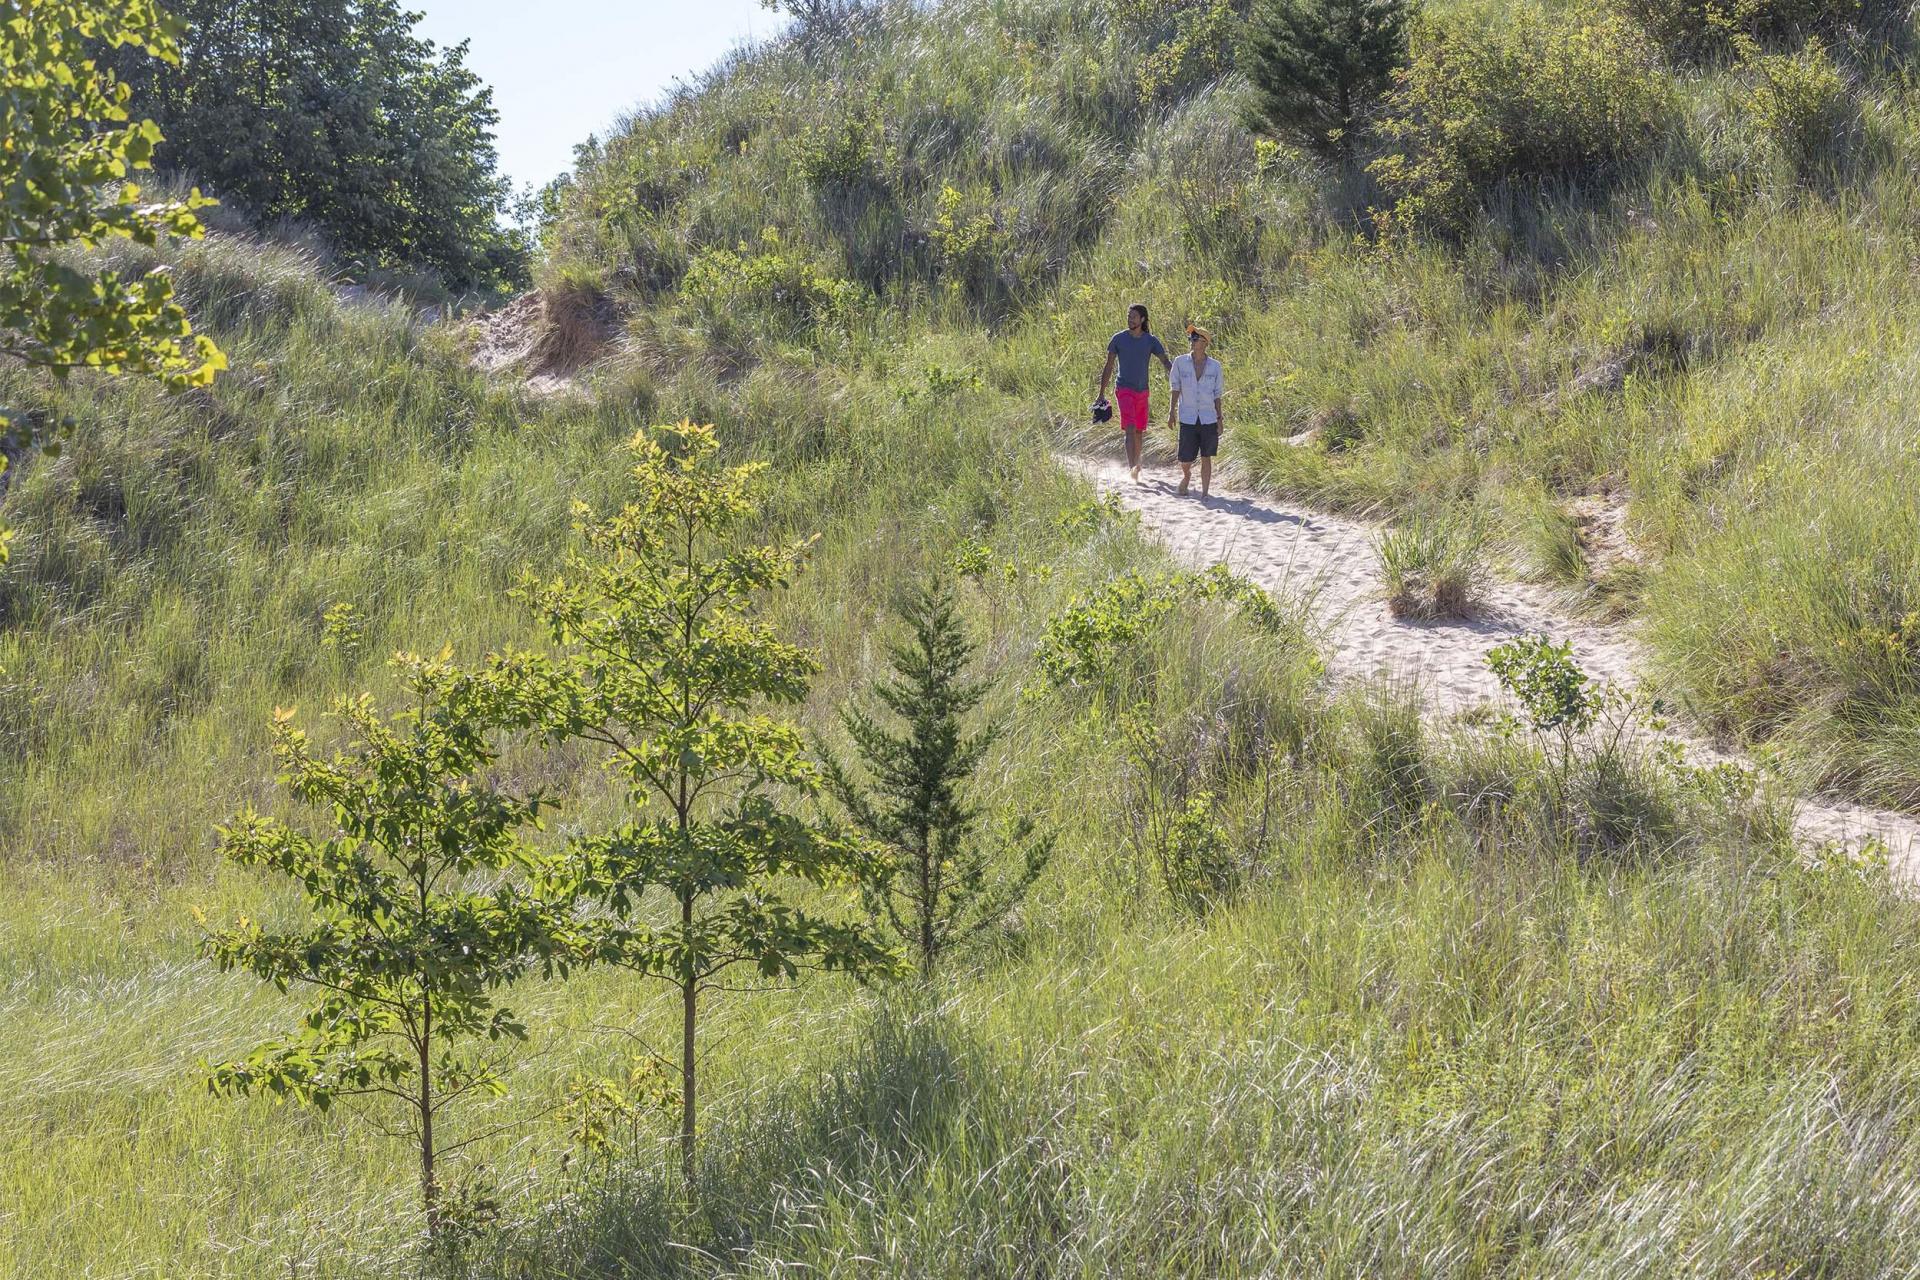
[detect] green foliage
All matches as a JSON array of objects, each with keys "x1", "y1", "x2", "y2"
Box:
[
  {"x1": 202, "y1": 651, "x2": 569, "y2": 1234},
  {"x1": 1370, "y1": 3, "x2": 1672, "y2": 235},
  {"x1": 1741, "y1": 38, "x2": 1853, "y2": 177},
  {"x1": 511, "y1": 421, "x2": 899, "y2": 1183},
  {"x1": 928, "y1": 184, "x2": 1009, "y2": 297},
  {"x1": 897, "y1": 361, "x2": 983, "y2": 406},
  {"x1": 680, "y1": 229, "x2": 867, "y2": 346},
  {"x1": 1609, "y1": 0, "x2": 1866, "y2": 62},
  {"x1": 1130, "y1": 0, "x2": 1245, "y2": 104},
  {"x1": 319, "y1": 601, "x2": 365, "y2": 655},
  {"x1": 1375, "y1": 508, "x2": 1487, "y2": 619},
  {"x1": 796, "y1": 91, "x2": 893, "y2": 191},
  {"x1": 0, "y1": 0, "x2": 227, "y2": 564},
  {"x1": 1487, "y1": 632, "x2": 1602, "y2": 736},
  {"x1": 108, "y1": 0, "x2": 525, "y2": 289},
  {"x1": 819, "y1": 579, "x2": 1054, "y2": 974},
  {"x1": 1036, "y1": 564, "x2": 1309, "y2": 692},
  {"x1": 561, "y1": 1057, "x2": 679, "y2": 1159},
  {"x1": 1242, "y1": 0, "x2": 1411, "y2": 160}
]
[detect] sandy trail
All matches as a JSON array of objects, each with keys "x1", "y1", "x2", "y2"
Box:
[{"x1": 1062, "y1": 455, "x2": 1920, "y2": 875}]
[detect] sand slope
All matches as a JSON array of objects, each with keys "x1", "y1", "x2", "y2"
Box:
[{"x1": 1063, "y1": 456, "x2": 1920, "y2": 875}]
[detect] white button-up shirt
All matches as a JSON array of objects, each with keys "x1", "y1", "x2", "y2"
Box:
[{"x1": 1171, "y1": 353, "x2": 1223, "y2": 425}]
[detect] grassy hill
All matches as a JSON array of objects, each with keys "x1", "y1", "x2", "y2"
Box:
[{"x1": 6, "y1": 0, "x2": 1920, "y2": 1274}]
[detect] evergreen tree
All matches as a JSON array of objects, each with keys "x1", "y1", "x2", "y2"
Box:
[
  {"x1": 1241, "y1": 0, "x2": 1412, "y2": 161},
  {"x1": 510, "y1": 421, "x2": 898, "y2": 1186},
  {"x1": 110, "y1": 0, "x2": 525, "y2": 289},
  {"x1": 203, "y1": 651, "x2": 572, "y2": 1236},
  {"x1": 819, "y1": 579, "x2": 1053, "y2": 976}
]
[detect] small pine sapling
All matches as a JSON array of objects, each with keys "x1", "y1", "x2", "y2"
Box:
[
  {"x1": 1241, "y1": 0, "x2": 1411, "y2": 161},
  {"x1": 512, "y1": 421, "x2": 898, "y2": 1187},
  {"x1": 201, "y1": 651, "x2": 571, "y2": 1237},
  {"x1": 818, "y1": 578, "x2": 1053, "y2": 976}
]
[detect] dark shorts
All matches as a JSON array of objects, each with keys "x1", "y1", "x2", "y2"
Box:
[{"x1": 1177, "y1": 421, "x2": 1220, "y2": 462}]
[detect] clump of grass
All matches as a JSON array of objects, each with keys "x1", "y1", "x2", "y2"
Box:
[{"x1": 1376, "y1": 509, "x2": 1489, "y2": 620}]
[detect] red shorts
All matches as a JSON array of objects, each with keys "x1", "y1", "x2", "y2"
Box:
[{"x1": 1116, "y1": 386, "x2": 1150, "y2": 431}]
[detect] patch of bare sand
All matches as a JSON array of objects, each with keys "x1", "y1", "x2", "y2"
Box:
[
  {"x1": 465, "y1": 288, "x2": 620, "y2": 394},
  {"x1": 1061, "y1": 454, "x2": 1920, "y2": 875}
]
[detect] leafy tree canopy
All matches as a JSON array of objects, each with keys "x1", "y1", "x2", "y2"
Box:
[
  {"x1": 110, "y1": 0, "x2": 526, "y2": 290},
  {"x1": 203, "y1": 650, "x2": 575, "y2": 1233},
  {"x1": 0, "y1": 0, "x2": 227, "y2": 564}
]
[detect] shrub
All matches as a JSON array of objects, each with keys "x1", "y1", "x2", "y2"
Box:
[
  {"x1": 680, "y1": 229, "x2": 866, "y2": 346},
  {"x1": 1376, "y1": 509, "x2": 1488, "y2": 619},
  {"x1": 1124, "y1": 0, "x2": 1246, "y2": 105},
  {"x1": 1610, "y1": 0, "x2": 1875, "y2": 63},
  {"x1": 928, "y1": 184, "x2": 1009, "y2": 299},
  {"x1": 1742, "y1": 38, "x2": 1854, "y2": 178},
  {"x1": 1035, "y1": 565, "x2": 1313, "y2": 693},
  {"x1": 1369, "y1": 3, "x2": 1674, "y2": 236},
  {"x1": 796, "y1": 94, "x2": 894, "y2": 192},
  {"x1": 1242, "y1": 0, "x2": 1412, "y2": 160}
]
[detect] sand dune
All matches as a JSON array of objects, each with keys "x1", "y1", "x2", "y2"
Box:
[{"x1": 1063, "y1": 455, "x2": 1920, "y2": 876}]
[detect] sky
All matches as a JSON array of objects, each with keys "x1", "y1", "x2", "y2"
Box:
[{"x1": 411, "y1": 0, "x2": 784, "y2": 194}]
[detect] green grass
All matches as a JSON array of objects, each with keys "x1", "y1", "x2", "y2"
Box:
[
  {"x1": 7, "y1": 0, "x2": 1920, "y2": 1272},
  {"x1": 1377, "y1": 508, "x2": 1490, "y2": 619},
  {"x1": 537, "y1": 0, "x2": 1920, "y2": 804}
]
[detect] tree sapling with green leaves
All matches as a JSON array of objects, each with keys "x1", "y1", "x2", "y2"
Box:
[
  {"x1": 201, "y1": 651, "x2": 570, "y2": 1236},
  {"x1": 818, "y1": 578, "x2": 1053, "y2": 976},
  {"x1": 0, "y1": 0, "x2": 226, "y2": 563},
  {"x1": 513, "y1": 421, "x2": 898, "y2": 1186}
]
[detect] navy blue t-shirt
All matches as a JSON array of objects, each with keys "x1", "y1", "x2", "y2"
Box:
[{"x1": 1108, "y1": 329, "x2": 1168, "y2": 392}]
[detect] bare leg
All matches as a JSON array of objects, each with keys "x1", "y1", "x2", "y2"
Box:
[
  {"x1": 1123, "y1": 427, "x2": 1140, "y2": 475},
  {"x1": 1200, "y1": 454, "x2": 1212, "y2": 497},
  {"x1": 1178, "y1": 463, "x2": 1191, "y2": 495}
]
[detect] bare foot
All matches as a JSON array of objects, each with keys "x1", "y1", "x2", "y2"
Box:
[
  {"x1": 1131, "y1": 464, "x2": 1141, "y2": 483},
  {"x1": 1177, "y1": 478, "x2": 1189, "y2": 496}
]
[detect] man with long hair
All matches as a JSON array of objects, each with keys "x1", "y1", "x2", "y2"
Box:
[{"x1": 1096, "y1": 303, "x2": 1172, "y2": 482}]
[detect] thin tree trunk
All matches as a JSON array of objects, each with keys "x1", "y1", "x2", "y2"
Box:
[
  {"x1": 419, "y1": 1001, "x2": 437, "y2": 1236},
  {"x1": 918, "y1": 834, "x2": 935, "y2": 975},
  {"x1": 680, "y1": 894, "x2": 697, "y2": 1188}
]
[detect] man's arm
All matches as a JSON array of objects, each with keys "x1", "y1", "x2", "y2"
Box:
[
  {"x1": 1097, "y1": 351, "x2": 1116, "y2": 400},
  {"x1": 1155, "y1": 337, "x2": 1172, "y2": 372},
  {"x1": 1213, "y1": 367, "x2": 1223, "y2": 426},
  {"x1": 1168, "y1": 383, "x2": 1181, "y2": 427}
]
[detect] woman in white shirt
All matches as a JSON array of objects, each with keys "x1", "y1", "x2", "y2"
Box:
[{"x1": 1168, "y1": 325, "x2": 1224, "y2": 498}]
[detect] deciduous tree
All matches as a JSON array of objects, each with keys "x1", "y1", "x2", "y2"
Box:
[
  {"x1": 1, "y1": 0, "x2": 225, "y2": 562},
  {"x1": 110, "y1": 0, "x2": 525, "y2": 289},
  {"x1": 202, "y1": 651, "x2": 570, "y2": 1235},
  {"x1": 513, "y1": 421, "x2": 897, "y2": 1186}
]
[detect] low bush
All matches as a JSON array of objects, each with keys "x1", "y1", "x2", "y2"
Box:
[
  {"x1": 1741, "y1": 38, "x2": 1856, "y2": 179},
  {"x1": 1611, "y1": 0, "x2": 1884, "y2": 63},
  {"x1": 679, "y1": 229, "x2": 867, "y2": 347},
  {"x1": 1369, "y1": 2, "x2": 1674, "y2": 236}
]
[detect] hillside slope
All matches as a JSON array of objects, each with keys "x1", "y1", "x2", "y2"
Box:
[
  {"x1": 8, "y1": 0, "x2": 1920, "y2": 1275},
  {"x1": 549, "y1": 0, "x2": 1920, "y2": 810}
]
